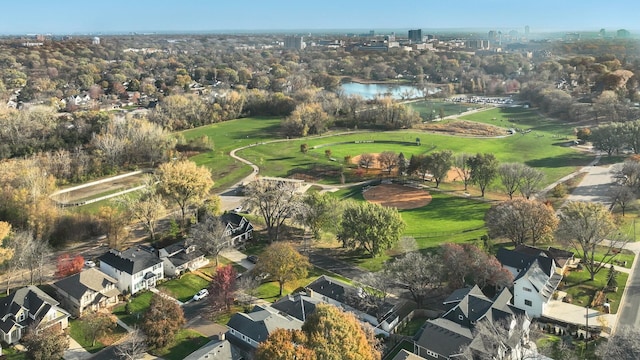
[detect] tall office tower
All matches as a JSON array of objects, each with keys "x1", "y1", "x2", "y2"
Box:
[
  {"x1": 284, "y1": 36, "x2": 305, "y2": 50},
  {"x1": 408, "y1": 29, "x2": 422, "y2": 43}
]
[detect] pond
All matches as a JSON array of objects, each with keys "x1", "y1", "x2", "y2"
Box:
[{"x1": 339, "y1": 81, "x2": 439, "y2": 100}]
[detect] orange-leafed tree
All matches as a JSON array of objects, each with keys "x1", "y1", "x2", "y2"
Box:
[
  {"x1": 55, "y1": 254, "x2": 84, "y2": 278},
  {"x1": 208, "y1": 264, "x2": 237, "y2": 313}
]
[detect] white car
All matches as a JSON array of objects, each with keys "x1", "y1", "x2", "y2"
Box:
[
  {"x1": 193, "y1": 289, "x2": 209, "y2": 301},
  {"x1": 84, "y1": 260, "x2": 96, "y2": 268},
  {"x1": 233, "y1": 206, "x2": 243, "y2": 213}
]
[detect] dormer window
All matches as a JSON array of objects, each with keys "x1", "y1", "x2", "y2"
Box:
[{"x1": 17, "y1": 312, "x2": 26, "y2": 322}]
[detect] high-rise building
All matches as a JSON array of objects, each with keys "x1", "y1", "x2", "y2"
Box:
[
  {"x1": 408, "y1": 29, "x2": 422, "y2": 43},
  {"x1": 284, "y1": 36, "x2": 305, "y2": 50},
  {"x1": 92, "y1": 37, "x2": 100, "y2": 45},
  {"x1": 525, "y1": 25, "x2": 530, "y2": 36}
]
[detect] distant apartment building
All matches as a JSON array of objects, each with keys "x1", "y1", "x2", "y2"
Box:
[
  {"x1": 92, "y1": 37, "x2": 100, "y2": 45},
  {"x1": 465, "y1": 39, "x2": 490, "y2": 49},
  {"x1": 284, "y1": 36, "x2": 305, "y2": 50},
  {"x1": 408, "y1": 29, "x2": 422, "y2": 43}
]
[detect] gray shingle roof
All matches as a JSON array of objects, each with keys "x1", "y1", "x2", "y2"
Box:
[
  {"x1": 53, "y1": 268, "x2": 118, "y2": 300},
  {"x1": 183, "y1": 338, "x2": 242, "y2": 360},
  {"x1": 98, "y1": 246, "x2": 162, "y2": 274},
  {"x1": 415, "y1": 318, "x2": 473, "y2": 358},
  {"x1": 271, "y1": 293, "x2": 321, "y2": 322},
  {"x1": 226, "y1": 306, "x2": 302, "y2": 345},
  {"x1": 392, "y1": 350, "x2": 426, "y2": 360},
  {"x1": 0, "y1": 286, "x2": 64, "y2": 333}
]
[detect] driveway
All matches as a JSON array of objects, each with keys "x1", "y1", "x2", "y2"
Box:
[
  {"x1": 307, "y1": 250, "x2": 367, "y2": 280},
  {"x1": 565, "y1": 164, "x2": 617, "y2": 205},
  {"x1": 543, "y1": 299, "x2": 614, "y2": 333}
]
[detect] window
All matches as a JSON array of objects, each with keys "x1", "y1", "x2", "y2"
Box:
[
  {"x1": 17, "y1": 312, "x2": 25, "y2": 322},
  {"x1": 523, "y1": 287, "x2": 532, "y2": 292},
  {"x1": 524, "y1": 299, "x2": 532, "y2": 306},
  {"x1": 426, "y1": 349, "x2": 438, "y2": 358}
]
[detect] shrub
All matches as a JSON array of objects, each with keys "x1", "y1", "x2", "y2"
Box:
[{"x1": 552, "y1": 183, "x2": 567, "y2": 198}]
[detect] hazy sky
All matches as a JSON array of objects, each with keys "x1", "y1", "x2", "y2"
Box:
[{"x1": 1, "y1": 0, "x2": 638, "y2": 34}]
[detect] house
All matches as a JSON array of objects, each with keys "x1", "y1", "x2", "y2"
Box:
[
  {"x1": 414, "y1": 286, "x2": 529, "y2": 360},
  {"x1": 0, "y1": 286, "x2": 70, "y2": 344},
  {"x1": 52, "y1": 268, "x2": 120, "y2": 317},
  {"x1": 220, "y1": 213, "x2": 253, "y2": 247},
  {"x1": 497, "y1": 248, "x2": 563, "y2": 317},
  {"x1": 511, "y1": 245, "x2": 576, "y2": 272},
  {"x1": 271, "y1": 292, "x2": 322, "y2": 322},
  {"x1": 97, "y1": 246, "x2": 164, "y2": 295},
  {"x1": 183, "y1": 334, "x2": 242, "y2": 360},
  {"x1": 158, "y1": 241, "x2": 209, "y2": 277},
  {"x1": 226, "y1": 305, "x2": 303, "y2": 349},
  {"x1": 305, "y1": 275, "x2": 400, "y2": 335},
  {"x1": 393, "y1": 350, "x2": 427, "y2": 360}
]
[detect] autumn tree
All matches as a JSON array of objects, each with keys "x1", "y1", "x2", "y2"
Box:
[
  {"x1": 188, "y1": 215, "x2": 230, "y2": 267},
  {"x1": 338, "y1": 201, "x2": 405, "y2": 257},
  {"x1": 242, "y1": 179, "x2": 302, "y2": 241},
  {"x1": 255, "y1": 242, "x2": 310, "y2": 296},
  {"x1": 22, "y1": 326, "x2": 69, "y2": 360},
  {"x1": 141, "y1": 293, "x2": 186, "y2": 349},
  {"x1": 282, "y1": 102, "x2": 331, "y2": 136},
  {"x1": 55, "y1": 254, "x2": 85, "y2": 278},
  {"x1": 82, "y1": 311, "x2": 117, "y2": 347},
  {"x1": 359, "y1": 153, "x2": 376, "y2": 170},
  {"x1": 377, "y1": 151, "x2": 398, "y2": 175},
  {"x1": 519, "y1": 166, "x2": 545, "y2": 199},
  {"x1": 557, "y1": 201, "x2": 627, "y2": 281},
  {"x1": 303, "y1": 304, "x2": 381, "y2": 360},
  {"x1": 497, "y1": 163, "x2": 525, "y2": 199},
  {"x1": 453, "y1": 153, "x2": 473, "y2": 191},
  {"x1": 158, "y1": 160, "x2": 214, "y2": 226},
  {"x1": 115, "y1": 329, "x2": 147, "y2": 360},
  {"x1": 118, "y1": 176, "x2": 165, "y2": 241},
  {"x1": 256, "y1": 329, "x2": 315, "y2": 360},
  {"x1": 441, "y1": 243, "x2": 513, "y2": 290},
  {"x1": 485, "y1": 199, "x2": 558, "y2": 247},
  {"x1": 97, "y1": 205, "x2": 130, "y2": 250},
  {"x1": 0, "y1": 221, "x2": 15, "y2": 264},
  {"x1": 387, "y1": 252, "x2": 444, "y2": 306},
  {"x1": 426, "y1": 150, "x2": 453, "y2": 188},
  {"x1": 208, "y1": 264, "x2": 237, "y2": 313},
  {"x1": 467, "y1": 153, "x2": 499, "y2": 197}
]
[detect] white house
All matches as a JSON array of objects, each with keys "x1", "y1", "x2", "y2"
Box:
[
  {"x1": 496, "y1": 248, "x2": 562, "y2": 317},
  {"x1": 98, "y1": 246, "x2": 164, "y2": 295},
  {"x1": 0, "y1": 286, "x2": 70, "y2": 344},
  {"x1": 220, "y1": 213, "x2": 253, "y2": 247}
]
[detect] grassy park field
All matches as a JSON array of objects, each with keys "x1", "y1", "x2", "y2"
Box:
[{"x1": 408, "y1": 99, "x2": 486, "y2": 120}]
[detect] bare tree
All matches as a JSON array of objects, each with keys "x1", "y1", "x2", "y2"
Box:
[
  {"x1": 397, "y1": 236, "x2": 418, "y2": 254},
  {"x1": 610, "y1": 185, "x2": 636, "y2": 216},
  {"x1": 485, "y1": 199, "x2": 558, "y2": 247},
  {"x1": 453, "y1": 153, "x2": 473, "y2": 191},
  {"x1": 115, "y1": 329, "x2": 147, "y2": 360},
  {"x1": 596, "y1": 326, "x2": 640, "y2": 359},
  {"x1": 188, "y1": 215, "x2": 230, "y2": 267},
  {"x1": 387, "y1": 252, "x2": 444, "y2": 306},
  {"x1": 4, "y1": 231, "x2": 32, "y2": 294},
  {"x1": 557, "y1": 201, "x2": 628, "y2": 281},
  {"x1": 243, "y1": 179, "x2": 303, "y2": 241},
  {"x1": 498, "y1": 163, "x2": 525, "y2": 199},
  {"x1": 359, "y1": 153, "x2": 375, "y2": 170},
  {"x1": 236, "y1": 274, "x2": 261, "y2": 312},
  {"x1": 377, "y1": 151, "x2": 398, "y2": 175},
  {"x1": 459, "y1": 315, "x2": 533, "y2": 360},
  {"x1": 519, "y1": 166, "x2": 545, "y2": 199},
  {"x1": 117, "y1": 175, "x2": 165, "y2": 241},
  {"x1": 27, "y1": 236, "x2": 52, "y2": 285}
]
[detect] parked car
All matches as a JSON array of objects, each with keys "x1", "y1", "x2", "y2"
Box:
[
  {"x1": 247, "y1": 255, "x2": 259, "y2": 264},
  {"x1": 193, "y1": 289, "x2": 209, "y2": 301},
  {"x1": 84, "y1": 260, "x2": 96, "y2": 268},
  {"x1": 233, "y1": 206, "x2": 243, "y2": 213}
]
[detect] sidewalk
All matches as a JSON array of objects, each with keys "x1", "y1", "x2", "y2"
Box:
[
  {"x1": 149, "y1": 287, "x2": 184, "y2": 306},
  {"x1": 63, "y1": 336, "x2": 92, "y2": 360}
]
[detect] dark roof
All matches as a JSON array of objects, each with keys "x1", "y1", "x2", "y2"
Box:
[
  {"x1": 220, "y1": 213, "x2": 253, "y2": 236},
  {"x1": 226, "y1": 306, "x2": 302, "y2": 345},
  {"x1": 443, "y1": 287, "x2": 474, "y2": 305},
  {"x1": 415, "y1": 318, "x2": 473, "y2": 358},
  {"x1": 497, "y1": 247, "x2": 555, "y2": 278},
  {"x1": 271, "y1": 293, "x2": 321, "y2": 322},
  {"x1": 98, "y1": 246, "x2": 162, "y2": 274},
  {"x1": 306, "y1": 275, "x2": 346, "y2": 303},
  {"x1": 161, "y1": 241, "x2": 205, "y2": 268},
  {"x1": 183, "y1": 338, "x2": 243, "y2": 360},
  {"x1": 0, "y1": 286, "x2": 64, "y2": 333},
  {"x1": 442, "y1": 286, "x2": 521, "y2": 329},
  {"x1": 516, "y1": 259, "x2": 562, "y2": 300},
  {"x1": 53, "y1": 268, "x2": 118, "y2": 300}
]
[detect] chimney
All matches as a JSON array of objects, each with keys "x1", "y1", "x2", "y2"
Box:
[{"x1": 218, "y1": 332, "x2": 226, "y2": 341}]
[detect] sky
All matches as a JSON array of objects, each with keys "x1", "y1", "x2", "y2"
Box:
[{"x1": 1, "y1": 0, "x2": 639, "y2": 35}]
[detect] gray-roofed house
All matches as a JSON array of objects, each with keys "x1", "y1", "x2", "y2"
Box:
[
  {"x1": 392, "y1": 349, "x2": 427, "y2": 360},
  {"x1": 183, "y1": 333, "x2": 242, "y2": 360},
  {"x1": 158, "y1": 241, "x2": 209, "y2": 277},
  {"x1": 220, "y1": 213, "x2": 253, "y2": 247},
  {"x1": 414, "y1": 285, "x2": 531, "y2": 360},
  {"x1": 0, "y1": 285, "x2": 70, "y2": 344},
  {"x1": 52, "y1": 267, "x2": 120, "y2": 317},
  {"x1": 305, "y1": 275, "x2": 400, "y2": 335},
  {"x1": 97, "y1": 246, "x2": 164, "y2": 295},
  {"x1": 271, "y1": 292, "x2": 322, "y2": 322},
  {"x1": 496, "y1": 247, "x2": 563, "y2": 317},
  {"x1": 226, "y1": 305, "x2": 303, "y2": 349}
]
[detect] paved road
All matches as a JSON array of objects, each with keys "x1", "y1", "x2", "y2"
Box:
[
  {"x1": 566, "y1": 164, "x2": 617, "y2": 205},
  {"x1": 307, "y1": 250, "x2": 367, "y2": 280}
]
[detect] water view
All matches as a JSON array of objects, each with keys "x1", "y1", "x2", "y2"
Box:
[{"x1": 339, "y1": 82, "x2": 439, "y2": 100}]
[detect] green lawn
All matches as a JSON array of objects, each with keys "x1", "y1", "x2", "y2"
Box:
[
  {"x1": 255, "y1": 267, "x2": 353, "y2": 302},
  {"x1": 150, "y1": 329, "x2": 209, "y2": 360},
  {"x1": 113, "y1": 291, "x2": 154, "y2": 326},
  {"x1": 562, "y1": 268, "x2": 628, "y2": 314},
  {"x1": 158, "y1": 273, "x2": 210, "y2": 303},
  {"x1": 409, "y1": 100, "x2": 485, "y2": 120},
  {"x1": 0, "y1": 346, "x2": 27, "y2": 360},
  {"x1": 180, "y1": 117, "x2": 283, "y2": 190},
  {"x1": 69, "y1": 319, "x2": 128, "y2": 353}
]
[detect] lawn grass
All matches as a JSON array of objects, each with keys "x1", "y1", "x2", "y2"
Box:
[
  {"x1": 113, "y1": 291, "x2": 154, "y2": 326},
  {"x1": 179, "y1": 117, "x2": 283, "y2": 191},
  {"x1": 255, "y1": 267, "x2": 353, "y2": 302},
  {"x1": 158, "y1": 273, "x2": 210, "y2": 303},
  {"x1": 562, "y1": 268, "x2": 628, "y2": 314},
  {"x1": 395, "y1": 315, "x2": 428, "y2": 337},
  {"x1": 150, "y1": 329, "x2": 209, "y2": 360},
  {"x1": 0, "y1": 346, "x2": 27, "y2": 360},
  {"x1": 69, "y1": 319, "x2": 128, "y2": 353},
  {"x1": 199, "y1": 257, "x2": 247, "y2": 277}
]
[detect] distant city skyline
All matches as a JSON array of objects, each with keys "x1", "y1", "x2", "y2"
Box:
[{"x1": 1, "y1": 0, "x2": 639, "y2": 35}]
